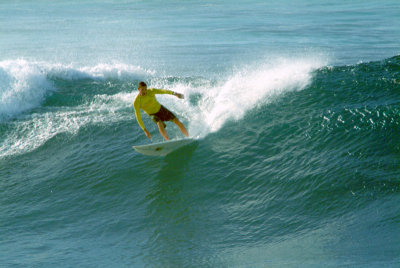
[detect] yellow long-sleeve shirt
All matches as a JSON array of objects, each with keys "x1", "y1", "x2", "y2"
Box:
[{"x1": 133, "y1": 88, "x2": 175, "y2": 130}]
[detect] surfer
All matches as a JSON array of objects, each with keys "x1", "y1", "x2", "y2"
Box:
[{"x1": 133, "y1": 81, "x2": 189, "y2": 141}]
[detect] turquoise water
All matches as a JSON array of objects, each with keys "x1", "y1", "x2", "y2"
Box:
[{"x1": 1, "y1": 1, "x2": 399, "y2": 267}]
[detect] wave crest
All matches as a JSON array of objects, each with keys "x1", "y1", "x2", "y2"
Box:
[
  {"x1": 178, "y1": 58, "x2": 325, "y2": 136},
  {"x1": 0, "y1": 59, "x2": 153, "y2": 120}
]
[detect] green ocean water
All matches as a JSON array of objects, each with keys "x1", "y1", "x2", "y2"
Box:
[
  {"x1": 1, "y1": 56, "x2": 399, "y2": 267},
  {"x1": 1, "y1": 0, "x2": 400, "y2": 267}
]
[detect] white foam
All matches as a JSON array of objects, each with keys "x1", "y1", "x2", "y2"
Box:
[
  {"x1": 0, "y1": 57, "x2": 326, "y2": 157},
  {"x1": 47, "y1": 62, "x2": 155, "y2": 81},
  {"x1": 0, "y1": 59, "x2": 154, "y2": 120},
  {"x1": 0, "y1": 59, "x2": 54, "y2": 120},
  {"x1": 0, "y1": 94, "x2": 130, "y2": 158},
  {"x1": 164, "y1": 57, "x2": 326, "y2": 137},
  {"x1": 0, "y1": 59, "x2": 154, "y2": 158}
]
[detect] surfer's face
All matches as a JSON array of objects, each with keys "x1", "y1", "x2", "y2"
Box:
[{"x1": 138, "y1": 85, "x2": 147, "y2": 95}]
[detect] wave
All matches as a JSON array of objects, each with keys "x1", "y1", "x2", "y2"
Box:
[
  {"x1": 182, "y1": 57, "x2": 325, "y2": 136},
  {"x1": 1, "y1": 55, "x2": 398, "y2": 158},
  {"x1": 0, "y1": 59, "x2": 54, "y2": 120},
  {"x1": 0, "y1": 59, "x2": 154, "y2": 120}
]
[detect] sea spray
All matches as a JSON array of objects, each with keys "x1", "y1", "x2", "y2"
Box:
[
  {"x1": 0, "y1": 59, "x2": 54, "y2": 120},
  {"x1": 161, "y1": 57, "x2": 326, "y2": 137},
  {"x1": 0, "y1": 57, "x2": 332, "y2": 157},
  {"x1": 0, "y1": 60, "x2": 154, "y2": 120},
  {"x1": 0, "y1": 60, "x2": 153, "y2": 157}
]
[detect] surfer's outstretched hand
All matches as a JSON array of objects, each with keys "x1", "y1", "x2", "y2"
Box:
[
  {"x1": 174, "y1": 92, "x2": 184, "y2": 99},
  {"x1": 144, "y1": 129, "x2": 152, "y2": 140}
]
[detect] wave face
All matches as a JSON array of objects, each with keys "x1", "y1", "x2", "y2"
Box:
[
  {"x1": 1, "y1": 56, "x2": 399, "y2": 267},
  {"x1": 0, "y1": 57, "x2": 324, "y2": 157}
]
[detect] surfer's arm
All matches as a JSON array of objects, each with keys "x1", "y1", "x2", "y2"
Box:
[
  {"x1": 152, "y1": 88, "x2": 184, "y2": 99},
  {"x1": 134, "y1": 100, "x2": 152, "y2": 140},
  {"x1": 133, "y1": 99, "x2": 146, "y2": 130}
]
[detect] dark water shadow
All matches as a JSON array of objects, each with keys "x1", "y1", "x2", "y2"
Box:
[{"x1": 138, "y1": 142, "x2": 218, "y2": 267}]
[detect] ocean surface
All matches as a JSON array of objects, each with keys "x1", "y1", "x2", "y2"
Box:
[{"x1": 1, "y1": 0, "x2": 399, "y2": 267}]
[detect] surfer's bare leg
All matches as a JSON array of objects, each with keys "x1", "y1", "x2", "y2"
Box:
[
  {"x1": 172, "y1": 118, "x2": 189, "y2": 137},
  {"x1": 157, "y1": 121, "x2": 170, "y2": 141}
]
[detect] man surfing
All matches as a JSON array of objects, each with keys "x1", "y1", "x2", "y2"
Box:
[{"x1": 133, "y1": 81, "x2": 189, "y2": 141}]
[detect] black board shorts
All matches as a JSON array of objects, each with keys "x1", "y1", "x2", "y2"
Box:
[{"x1": 149, "y1": 105, "x2": 176, "y2": 126}]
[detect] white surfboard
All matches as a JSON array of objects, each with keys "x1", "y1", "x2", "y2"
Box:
[{"x1": 133, "y1": 138, "x2": 196, "y2": 156}]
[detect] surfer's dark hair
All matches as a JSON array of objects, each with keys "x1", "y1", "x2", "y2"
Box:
[{"x1": 138, "y1": 81, "x2": 147, "y2": 88}]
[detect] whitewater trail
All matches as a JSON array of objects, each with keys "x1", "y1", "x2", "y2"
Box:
[{"x1": 0, "y1": 57, "x2": 325, "y2": 158}]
